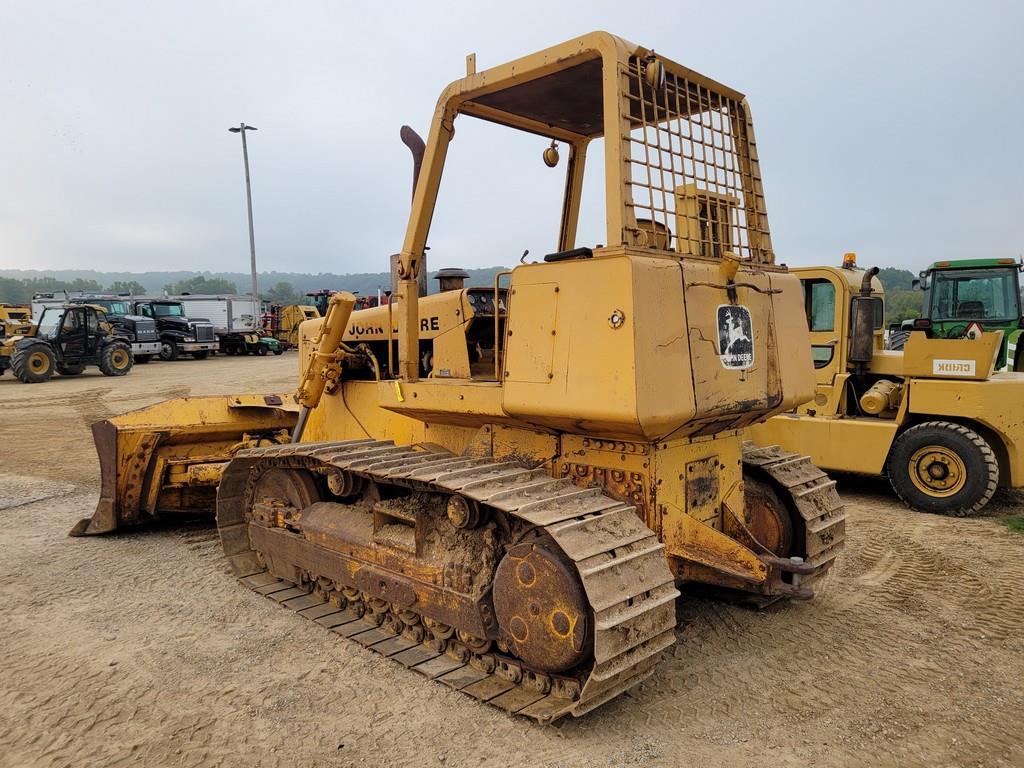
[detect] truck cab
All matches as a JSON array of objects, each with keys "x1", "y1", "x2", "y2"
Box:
[{"x1": 133, "y1": 299, "x2": 217, "y2": 361}]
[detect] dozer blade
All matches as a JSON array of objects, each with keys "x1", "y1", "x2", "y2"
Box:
[{"x1": 72, "y1": 394, "x2": 298, "y2": 536}]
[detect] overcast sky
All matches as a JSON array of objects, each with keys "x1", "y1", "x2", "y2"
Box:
[{"x1": 1, "y1": 1, "x2": 1021, "y2": 276}]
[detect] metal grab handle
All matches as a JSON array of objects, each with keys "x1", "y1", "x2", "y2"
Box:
[{"x1": 688, "y1": 280, "x2": 782, "y2": 295}]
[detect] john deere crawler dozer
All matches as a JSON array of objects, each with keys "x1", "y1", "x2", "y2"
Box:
[{"x1": 76, "y1": 32, "x2": 844, "y2": 720}]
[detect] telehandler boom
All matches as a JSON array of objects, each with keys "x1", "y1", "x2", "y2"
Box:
[{"x1": 76, "y1": 32, "x2": 844, "y2": 720}]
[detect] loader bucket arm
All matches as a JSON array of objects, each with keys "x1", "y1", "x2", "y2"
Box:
[{"x1": 72, "y1": 394, "x2": 299, "y2": 536}]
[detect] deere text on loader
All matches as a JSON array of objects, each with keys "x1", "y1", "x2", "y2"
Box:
[{"x1": 76, "y1": 32, "x2": 844, "y2": 720}]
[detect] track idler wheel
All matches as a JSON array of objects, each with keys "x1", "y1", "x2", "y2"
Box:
[
  {"x1": 743, "y1": 476, "x2": 794, "y2": 557},
  {"x1": 492, "y1": 541, "x2": 590, "y2": 674}
]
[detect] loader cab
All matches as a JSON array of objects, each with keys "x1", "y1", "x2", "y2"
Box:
[{"x1": 797, "y1": 266, "x2": 885, "y2": 413}]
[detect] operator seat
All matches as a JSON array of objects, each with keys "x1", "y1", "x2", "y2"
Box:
[{"x1": 956, "y1": 300, "x2": 985, "y2": 318}]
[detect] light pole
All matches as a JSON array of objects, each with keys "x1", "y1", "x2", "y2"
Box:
[{"x1": 228, "y1": 123, "x2": 258, "y2": 301}]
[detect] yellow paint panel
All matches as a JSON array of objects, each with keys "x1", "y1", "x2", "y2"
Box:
[
  {"x1": 504, "y1": 282, "x2": 558, "y2": 384},
  {"x1": 902, "y1": 332, "x2": 1002, "y2": 380},
  {"x1": 749, "y1": 415, "x2": 896, "y2": 475}
]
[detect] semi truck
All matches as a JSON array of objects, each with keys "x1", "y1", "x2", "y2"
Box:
[
  {"x1": 131, "y1": 298, "x2": 218, "y2": 361},
  {"x1": 32, "y1": 293, "x2": 161, "y2": 363}
]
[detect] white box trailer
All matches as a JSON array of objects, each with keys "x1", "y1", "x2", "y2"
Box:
[
  {"x1": 166, "y1": 294, "x2": 280, "y2": 356},
  {"x1": 169, "y1": 295, "x2": 260, "y2": 333}
]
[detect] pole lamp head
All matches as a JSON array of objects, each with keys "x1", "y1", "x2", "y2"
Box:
[{"x1": 228, "y1": 124, "x2": 258, "y2": 133}]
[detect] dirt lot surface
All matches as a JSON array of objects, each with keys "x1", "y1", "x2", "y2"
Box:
[{"x1": 1, "y1": 355, "x2": 1022, "y2": 768}]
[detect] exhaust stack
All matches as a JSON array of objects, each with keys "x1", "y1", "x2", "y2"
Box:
[{"x1": 391, "y1": 126, "x2": 429, "y2": 299}]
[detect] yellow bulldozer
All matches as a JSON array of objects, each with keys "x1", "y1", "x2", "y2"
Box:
[
  {"x1": 74, "y1": 32, "x2": 844, "y2": 720},
  {"x1": 0, "y1": 303, "x2": 33, "y2": 336},
  {"x1": 748, "y1": 256, "x2": 1024, "y2": 515}
]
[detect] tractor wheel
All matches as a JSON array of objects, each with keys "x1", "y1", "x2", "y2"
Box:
[
  {"x1": 134, "y1": 354, "x2": 153, "y2": 364},
  {"x1": 192, "y1": 350, "x2": 209, "y2": 360},
  {"x1": 57, "y1": 363, "x2": 86, "y2": 376},
  {"x1": 159, "y1": 341, "x2": 179, "y2": 361},
  {"x1": 887, "y1": 329, "x2": 910, "y2": 351},
  {"x1": 12, "y1": 343, "x2": 56, "y2": 383},
  {"x1": 256, "y1": 344, "x2": 268, "y2": 356},
  {"x1": 887, "y1": 421, "x2": 998, "y2": 516},
  {"x1": 99, "y1": 342, "x2": 134, "y2": 376}
]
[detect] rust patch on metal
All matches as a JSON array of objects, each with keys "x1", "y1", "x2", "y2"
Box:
[
  {"x1": 492, "y1": 541, "x2": 589, "y2": 674},
  {"x1": 560, "y1": 462, "x2": 651, "y2": 527},
  {"x1": 684, "y1": 456, "x2": 720, "y2": 520}
]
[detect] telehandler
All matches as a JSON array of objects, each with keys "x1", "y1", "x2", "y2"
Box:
[
  {"x1": 748, "y1": 256, "x2": 1024, "y2": 515},
  {"x1": 74, "y1": 32, "x2": 844, "y2": 720},
  {"x1": 1, "y1": 304, "x2": 134, "y2": 383}
]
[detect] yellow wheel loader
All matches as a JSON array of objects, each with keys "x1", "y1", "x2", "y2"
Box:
[
  {"x1": 74, "y1": 32, "x2": 844, "y2": 720},
  {"x1": 748, "y1": 256, "x2": 1024, "y2": 516},
  {"x1": 266, "y1": 302, "x2": 321, "y2": 350}
]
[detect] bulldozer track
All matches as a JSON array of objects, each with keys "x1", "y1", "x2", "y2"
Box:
[
  {"x1": 216, "y1": 439, "x2": 680, "y2": 722},
  {"x1": 741, "y1": 442, "x2": 846, "y2": 592}
]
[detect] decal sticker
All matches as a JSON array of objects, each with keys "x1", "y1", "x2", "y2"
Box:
[
  {"x1": 717, "y1": 304, "x2": 754, "y2": 369},
  {"x1": 932, "y1": 359, "x2": 976, "y2": 377}
]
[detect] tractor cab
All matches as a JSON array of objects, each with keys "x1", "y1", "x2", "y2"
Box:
[{"x1": 903, "y1": 258, "x2": 1024, "y2": 370}]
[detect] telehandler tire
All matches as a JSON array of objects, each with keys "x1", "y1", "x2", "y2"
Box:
[
  {"x1": 11, "y1": 343, "x2": 55, "y2": 383},
  {"x1": 57, "y1": 363, "x2": 86, "y2": 376},
  {"x1": 99, "y1": 342, "x2": 134, "y2": 376},
  {"x1": 887, "y1": 421, "x2": 998, "y2": 516}
]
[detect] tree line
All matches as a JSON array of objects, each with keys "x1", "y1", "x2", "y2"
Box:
[{"x1": 0, "y1": 266, "x2": 930, "y2": 323}]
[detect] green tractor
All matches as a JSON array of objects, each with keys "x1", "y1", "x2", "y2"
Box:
[
  {"x1": 0, "y1": 304, "x2": 134, "y2": 383},
  {"x1": 890, "y1": 258, "x2": 1024, "y2": 371}
]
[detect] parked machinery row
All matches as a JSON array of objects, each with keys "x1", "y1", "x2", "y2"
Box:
[{"x1": 29, "y1": 293, "x2": 282, "y2": 364}]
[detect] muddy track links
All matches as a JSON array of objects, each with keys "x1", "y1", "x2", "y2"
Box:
[
  {"x1": 217, "y1": 439, "x2": 680, "y2": 722},
  {"x1": 741, "y1": 441, "x2": 846, "y2": 594}
]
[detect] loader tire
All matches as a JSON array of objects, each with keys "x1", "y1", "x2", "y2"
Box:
[
  {"x1": 887, "y1": 421, "x2": 998, "y2": 516},
  {"x1": 159, "y1": 341, "x2": 179, "y2": 361},
  {"x1": 57, "y1": 363, "x2": 86, "y2": 376},
  {"x1": 99, "y1": 342, "x2": 134, "y2": 376},
  {"x1": 12, "y1": 343, "x2": 55, "y2": 383}
]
